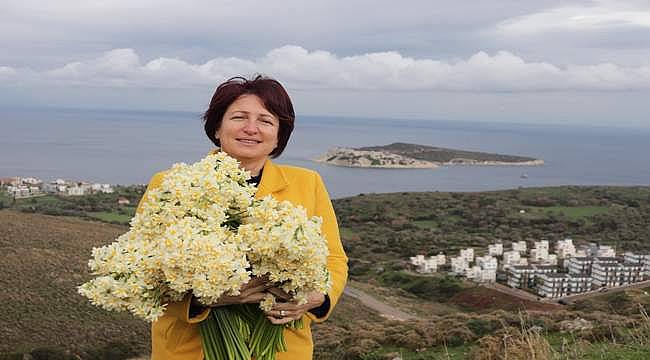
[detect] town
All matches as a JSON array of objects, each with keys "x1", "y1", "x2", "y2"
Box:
[
  {"x1": 409, "y1": 238, "x2": 650, "y2": 299},
  {"x1": 1, "y1": 176, "x2": 115, "y2": 198}
]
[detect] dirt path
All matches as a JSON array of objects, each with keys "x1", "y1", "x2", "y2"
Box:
[
  {"x1": 344, "y1": 286, "x2": 416, "y2": 321},
  {"x1": 484, "y1": 282, "x2": 541, "y2": 301}
]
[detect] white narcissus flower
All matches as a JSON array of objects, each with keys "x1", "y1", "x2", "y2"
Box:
[{"x1": 79, "y1": 152, "x2": 331, "y2": 322}]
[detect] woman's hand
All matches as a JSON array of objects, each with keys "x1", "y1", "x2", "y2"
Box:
[
  {"x1": 265, "y1": 291, "x2": 325, "y2": 325},
  {"x1": 194, "y1": 276, "x2": 273, "y2": 308}
]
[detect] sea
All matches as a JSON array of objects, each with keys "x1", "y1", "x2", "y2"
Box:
[{"x1": 2, "y1": 107, "x2": 650, "y2": 199}]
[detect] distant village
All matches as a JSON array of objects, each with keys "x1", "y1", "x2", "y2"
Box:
[
  {"x1": 0, "y1": 176, "x2": 118, "y2": 199},
  {"x1": 410, "y1": 238, "x2": 650, "y2": 299}
]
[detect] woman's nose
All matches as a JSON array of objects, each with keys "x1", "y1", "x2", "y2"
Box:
[{"x1": 242, "y1": 119, "x2": 258, "y2": 133}]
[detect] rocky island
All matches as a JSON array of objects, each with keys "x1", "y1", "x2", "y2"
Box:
[{"x1": 315, "y1": 142, "x2": 544, "y2": 168}]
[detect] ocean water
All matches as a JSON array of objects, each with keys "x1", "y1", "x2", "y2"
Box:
[{"x1": 2, "y1": 107, "x2": 649, "y2": 199}]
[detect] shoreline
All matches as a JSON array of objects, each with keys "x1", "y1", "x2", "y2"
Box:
[{"x1": 314, "y1": 147, "x2": 544, "y2": 169}]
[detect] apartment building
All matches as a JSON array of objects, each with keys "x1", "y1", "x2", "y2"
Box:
[
  {"x1": 592, "y1": 262, "x2": 644, "y2": 288},
  {"x1": 409, "y1": 255, "x2": 438, "y2": 274},
  {"x1": 488, "y1": 243, "x2": 504, "y2": 256},
  {"x1": 555, "y1": 238, "x2": 576, "y2": 259},
  {"x1": 537, "y1": 273, "x2": 570, "y2": 298},
  {"x1": 568, "y1": 257, "x2": 593, "y2": 275},
  {"x1": 507, "y1": 265, "x2": 556, "y2": 288}
]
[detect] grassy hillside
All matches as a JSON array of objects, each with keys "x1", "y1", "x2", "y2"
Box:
[
  {"x1": 3, "y1": 185, "x2": 650, "y2": 359},
  {"x1": 0, "y1": 210, "x2": 149, "y2": 358}
]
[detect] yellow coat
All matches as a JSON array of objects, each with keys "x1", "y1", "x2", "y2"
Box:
[{"x1": 136, "y1": 157, "x2": 348, "y2": 360}]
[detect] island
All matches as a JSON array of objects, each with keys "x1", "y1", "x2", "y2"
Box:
[{"x1": 314, "y1": 142, "x2": 544, "y2": 168}]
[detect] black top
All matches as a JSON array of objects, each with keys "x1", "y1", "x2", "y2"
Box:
[{"x1": 247, "y1": 169, "x2": 263, "y2": 187}]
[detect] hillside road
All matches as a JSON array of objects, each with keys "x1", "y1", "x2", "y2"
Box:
[{"x1": 343, "y1": 286, "x2": 416, "y2": 321}]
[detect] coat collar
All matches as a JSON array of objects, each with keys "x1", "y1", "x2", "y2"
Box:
[
  {"x1": 208, "y1": 149, "x2": 288, "y2": 197},
  {"x1": 256, "y1": 158, "x2": 289, "y2": 198}
]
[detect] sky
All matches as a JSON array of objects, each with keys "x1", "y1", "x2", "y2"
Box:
[{"x1": 2, "y1": 0, "x2": 650, "y2": 127}]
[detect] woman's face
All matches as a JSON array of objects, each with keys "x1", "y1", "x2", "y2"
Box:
[{"x1": 217, "y1": 94, "x2": 280, "y2": 167}]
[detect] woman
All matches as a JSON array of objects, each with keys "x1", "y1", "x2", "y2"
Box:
[{"x1": 137, "y1": 75, "x2": 348, "y2": 360}]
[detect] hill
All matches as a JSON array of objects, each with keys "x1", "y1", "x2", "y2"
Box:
[
  {"x1": 315, "y1": 142, "x2": 543, "y2": 168},
  {"x1": 3, "y1": 185, "x2": 650, "y2": 359},
  {"x1": 0, "y1": 210, "x2": 149, "y2": 358},
  {"x1": 359, "y1": 142, "x2": 541, "y2": 164},
  {"x1": 335, "y1": 186, "x2": 650, "y2": 277}
]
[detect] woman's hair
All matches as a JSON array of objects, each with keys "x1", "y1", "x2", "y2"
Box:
[{"x1": 203, "y1": 75, "x2": 295, "y2": 158}]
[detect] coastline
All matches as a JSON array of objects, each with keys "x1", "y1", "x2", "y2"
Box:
[{"x1": 314, "y1": 147, "x2": 544, "y2": 169}]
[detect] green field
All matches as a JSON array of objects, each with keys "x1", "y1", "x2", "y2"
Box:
[{"x1": 86, "y1": 211, "x2": 133, "y2": 223}]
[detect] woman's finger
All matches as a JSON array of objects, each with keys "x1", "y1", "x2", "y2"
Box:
[
  {"x1": 240, "y1": 283, "x2": 272, "y2": 297},
  {"x1": 266, "y1": 310, "x2": 302, "y2": 325},
  {"x1": 266, "y1": 287, "x2": 292, "y2": 301}
]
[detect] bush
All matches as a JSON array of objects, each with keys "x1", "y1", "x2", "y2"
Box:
[
  {"x1": 467, "y1": 318, "x2": 499, "y2": 337},
  {"x1": 29, "y1": 347, "x2": 76, "y2": 360},
  {"x1": 85, "y1": 341, "x2": 138, "y2": 360},
  {"x1": 378, "y1": 271, "x2": 463, "y2": 302}
]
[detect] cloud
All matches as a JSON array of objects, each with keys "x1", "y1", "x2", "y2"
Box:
[
  {"x1": 4, "y1": 46, "x2": 650, "y2": 92},
  {"x1": 0, "y1": 66, "x2": 17, "y2": 77},
  {"x1": 495, "y1": 0, "x2": 650, "y2": 35}
]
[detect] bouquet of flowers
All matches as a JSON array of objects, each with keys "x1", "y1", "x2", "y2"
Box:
[{"x1": 78, "y1": 152, "x2": 331, "y2": 360}]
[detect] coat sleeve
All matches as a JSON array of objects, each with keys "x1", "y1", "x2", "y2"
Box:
[
  {"x1": 308, "y1": 172, "x2": 348, "y2": 323},
  {"x1": 136, "y1": 171, "x2": 211, "y2": 324}
]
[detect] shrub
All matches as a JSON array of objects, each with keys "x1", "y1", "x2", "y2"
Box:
[
  {"x1": 29, "y1": 347, "x2": 76, "y2": 360},
  {"x1": 85, "y1": 341, "x2": 138, "y2": 360}
]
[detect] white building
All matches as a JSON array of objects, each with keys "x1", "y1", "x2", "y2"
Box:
[
  {"x1": 538, "y1": 273, "x2": 593, "y2": 298},
  {"x1": 476, "y1": 255, "x2": 498, "y2": 270},
  {"x1": 530, "y1": 240, "x2": 549, "y2": 262},
  {"x1": 22, "y1": 177, "x2": 42, "y2": 185},
  {"x1": 538, "y1": 254, "x2": 558, "y2": 266},
  {"x1": 568, "y1": 257, "x2": 593, "y2": 275},
  {"x1": 435, "y1": 253, "x2": 446, "y2": 266},
  {"x1": 512, "y1": 241, "x2": 527, "y2": 254},
  {"x1": 475, "y1": 255, "x2": 498, "y2": 282},
  {"x1": 575, "y1": 249, "x2": 588, "y2": 257},
  {"x1": 568, "y1": 275, "x2": 592, "y2": 294},
  {"x1": 507, "y1": 265, "x2": 537, "y2": 288},
  {"x1": 507, "y1": 265, "x2": 555, "y2": 288},
  {"x1": 534, "y1": 240, "x2": 549, "y2": 253},
  {"x1": 68, "y1": 186, "x2": 86, "y2": 196},
  {"x1": 465, "y1": 266, "x2": 481, "y2": 280},
  {"x1": 92, "y1": 183, "x2": 114, "y2": 193},
  {"x1": 556, "y1": 238, "x2": 577, "y2": 259},
  {"x1": 537, "y1": 273, "x2": 570, "y2": 298},
  {"x1": 451, "y1": 256, "x2": 469, "y2": 275},
  {"x1": 502, "y1": 250, "x2": 528, "y2": 269},
  {"x1": 409, "y1": 255, "x2": 438, "y2": 274},
  {"x1": 597, "y1": 245, "x2": 616, "y2": 258},
  {"x1": 624, "y1": 252, "x2": 649, "y2": 265},
  {"x1": 592, "y1": 262, "x2": 644, "y2": 288},
  {"x1": 488, "y1": 243, "x2": 504, "y2": 256},
  {"x1": 479, "y1": 269, "x2": 497, "y2": 283},
  {"x1": 6, "y1": 185, "x2": 41, "y2": 198},
  {"x1": 460, "y1": 248, "x2": 474, "y2": 263}
]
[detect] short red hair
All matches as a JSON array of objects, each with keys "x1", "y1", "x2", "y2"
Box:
[{"x1": 203, "y1": 75, "x2": 295, "y2": 158}]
